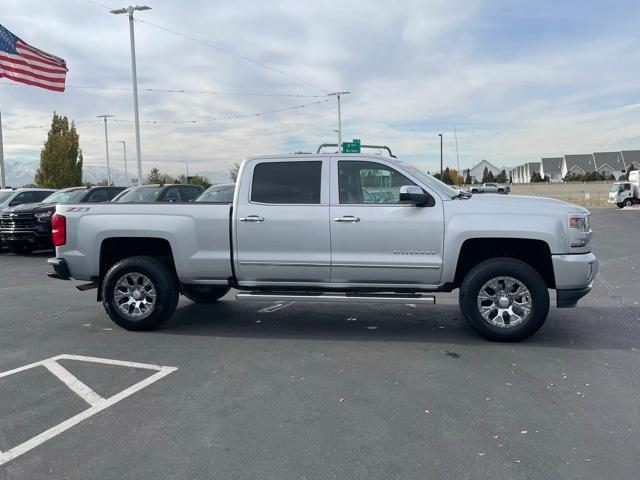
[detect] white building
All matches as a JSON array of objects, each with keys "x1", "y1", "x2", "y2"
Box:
[{"x1": 467, "y1": 159, "x2": 500, "y2": 183}]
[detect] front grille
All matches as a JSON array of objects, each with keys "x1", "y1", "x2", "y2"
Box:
[{"x1": 0, "y1": 213, "x2": 36, "y2": 231}]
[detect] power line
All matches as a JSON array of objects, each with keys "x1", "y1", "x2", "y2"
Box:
[
  {"x1": 134, "y1": 18, "x2": 330, "y2": 94},
  {"x1": 0, "y1": 81, "x2": 325, "y2": 98},
  {"x1": 3, "y1": 99, "x2": 330, "y2": 130},
  {"x1": 81, "y1": 0, "x2": 329, "y2": 93},
  {"x1": 111, "y1": 99, "x2": 331, "y2": 124}
]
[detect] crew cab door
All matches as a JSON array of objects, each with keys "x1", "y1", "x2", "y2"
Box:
[
  {"x1": 329, "y1": 158, "x2": 444, "y2": 286},
  {"x1": 233, "y1": 158, "x2": 331, "y2": 283}
]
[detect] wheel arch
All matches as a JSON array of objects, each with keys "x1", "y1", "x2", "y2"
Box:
[
  {"x1": 452, "y1": 238, "x2": 555, "y2": 289},
  {"x1": 98, "y1": 237, "x2": 177, "y2": 300}
]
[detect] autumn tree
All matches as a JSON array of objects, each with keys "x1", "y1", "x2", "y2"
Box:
[{"x1": 35, "y1": 112, "x2": 83, "y2": 188}]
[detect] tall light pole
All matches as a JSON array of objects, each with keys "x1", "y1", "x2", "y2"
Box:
[
  {"x1": 111, "y1": 5, "x2": 151, "y2": 187},
  {"x1": 181, "y1": 160, "x2": 189, "y2": 180},
  {"x1": 119, "y1": 140, "x2": 129, "y2": 185},
  {"x1": 97, "y1": 114, "x2": 114, "y2": 186},
  {"x1": 438, "y1": 133, "x2": 443, "y2": 177},
  {"x1": 328, "y1": 91, "x2": 350, "y2": 154}
]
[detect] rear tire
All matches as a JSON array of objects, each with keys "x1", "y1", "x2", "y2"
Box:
[
  {"x1": 8, "y1": 243, "x2": 34, "y2": 255},
  {"x1": 182, "y1": 285, "x2": 230, "y2": 303},
  {"x1": 459, "y1": 257, "x2": 549, "y2": 342},
  {"x1": 102, "y1": 256, "x2": 179, "y2": 331}
]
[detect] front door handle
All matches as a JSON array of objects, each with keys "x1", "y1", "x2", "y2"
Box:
[
  {"x1": 334, "y1": 216, "x2": 360, "y2": 223},
  {"x1": 240, "y1": 215, "x2": 265, "y2": 223}
]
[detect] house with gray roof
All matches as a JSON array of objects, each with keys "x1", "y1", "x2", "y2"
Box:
[
  {"x1": 621, "y1": 150, "x2": 640, "y2": 171},
  {"x1": 562, "y1": 154, "x2": 596, "y2": 178},
  {"x1": 527, "y1": 162, "x2": 541, "y2": 181},
  {"x1": 540, "y1": 157, "x2": 563, "y2": 182},
  {"x1": 467, "y1": 159, "x2": 500, "y2": 183},
  {"x1": 593, "y1": 152, "x2": 626, "y2": 179}
]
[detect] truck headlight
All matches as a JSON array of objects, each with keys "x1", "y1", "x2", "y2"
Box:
[
  {"x1": 35, "y1": 211, "x2": 53, "y2": 222},
  {"x1": 569, "y1": 215, "x2": 590, "y2": 232}
]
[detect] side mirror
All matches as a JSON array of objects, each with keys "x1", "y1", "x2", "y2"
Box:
[{"x1": 399, "y1": 185, "x2": 434, "y2": 207}]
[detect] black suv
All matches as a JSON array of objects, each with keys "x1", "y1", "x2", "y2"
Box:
[
  {"x1": 112, "y1": 184, "x2": 204, "y2": 203},
  {"x1": 0, "y1": 186, "x2": 125, "y2": 254}
]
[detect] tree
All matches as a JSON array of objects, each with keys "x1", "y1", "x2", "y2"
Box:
[
  {"x1": 464, "y1": 169, "x2": 472, "y2": 185},
  {"x1": 35, "y1": 112, "x2": 83, "y2": 188},
  {"x1": 530, "y1": 171, "x2": 544, "y2": 183},
  {"x1": 229, "y1": 162, "x2": 241, "y2": 182},
  {"x1": 481, "y1": 166, "x2": 490, "y2": 183},
  {"x1": 188, "y1": 175, "x2": 211, "y2": 188},
  {"x1": 486, "y1": 170, "x2": 495, "y2": 182},
  {"x1": 496, "y1": 169, "x2": 508, "y2": 183},
  {"x1": 145, "y1": 167, "x2": 165, "y2": 184},
  {"x1": 441, "y1": 167, "x2": 453, "y2": 185},
  {"x1": 448, "y1": 168, "x2": 464, "y2": 186}
]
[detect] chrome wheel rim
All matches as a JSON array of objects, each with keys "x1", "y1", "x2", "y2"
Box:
[
  {"x1": 114, "y1": 272, "x2": 157, "y2": 320},
  {"x1": 476, "y1": 276, "x2": 532, "y2": 328}
]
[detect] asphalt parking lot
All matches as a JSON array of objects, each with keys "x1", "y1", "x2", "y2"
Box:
[{"x1": 0, "y1": 207, "x2": 638, "y2": 480}]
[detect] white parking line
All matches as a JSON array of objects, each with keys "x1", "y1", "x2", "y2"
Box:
[
  {"x1": 0, "y1": 354, "x2": 177, "y2": 466},
  {"x1": 258, "y1": 302, "x2": 295, "y2": 313}
]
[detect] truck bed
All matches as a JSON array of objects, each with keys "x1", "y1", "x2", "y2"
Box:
[{"x1": 56, "y1": 203, "x2": 232, "y2": 283}]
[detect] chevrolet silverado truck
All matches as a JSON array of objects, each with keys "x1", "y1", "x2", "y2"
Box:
[
  {"x1": 469, "y1": 182, "x2": 510, "y2": 194},
  {"x1": 47, "y1": 153, "x2": 597, "y2": 341}
]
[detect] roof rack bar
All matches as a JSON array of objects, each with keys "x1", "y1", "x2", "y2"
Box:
[{"x1": 316, "y1": 143, "x2": 397, "y2": 158}]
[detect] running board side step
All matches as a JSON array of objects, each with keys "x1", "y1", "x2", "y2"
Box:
[{"x1": 236, "y1": 292, "x2": 435, "y2": 304}]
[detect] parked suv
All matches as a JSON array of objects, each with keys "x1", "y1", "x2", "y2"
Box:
[
  {"x1": 1, "y1": 186, "x2": 124, "y2": 254},
  {"x1": 113, "y1": 184, "x2": 204, "y2": 203}
]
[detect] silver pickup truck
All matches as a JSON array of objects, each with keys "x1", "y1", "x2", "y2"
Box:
[{"x1": 48, "y1": 153, "x2": 597, "y2": 341}]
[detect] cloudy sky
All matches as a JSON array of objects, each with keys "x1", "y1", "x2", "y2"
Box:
[{"x1": 2, "y1": 0, "x2": 640, "y2": 181}]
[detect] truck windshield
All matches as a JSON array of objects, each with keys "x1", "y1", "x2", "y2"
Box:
[
  {"x1": 42, "y1": 189, "x2": 86, "y2": 204},
  {"x1": 114, "y1": 186, "x2": 163, "y2": 202},
  {"x1": 609, "y1": 184, "x2": 621, "y2": 193},
  {"x1": 391, "y1": 160, "x2": 460, "y2": 199}
]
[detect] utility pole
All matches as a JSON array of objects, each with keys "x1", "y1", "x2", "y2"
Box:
[
  {"x1": 328, "y1": 91, "x2": 350, "y2": 153},
  {"x1": 453, "y1": 124, "x2": 460, "y2": 173},
  {"x1": 97, "y1": 114, "x2": 114, "y2": 186},
  {"x1": 111, "y1": 5, "x2": 151, "y2": 187},
  {"x1": 119, "y1": 140, "x2": 129, "y2": 185},
  {"x1": 0, "y1": 107, "x2": 5, "y2": 189},
  {"x1": 438, "y1": 133, "x2": 443, "y2": 177}
]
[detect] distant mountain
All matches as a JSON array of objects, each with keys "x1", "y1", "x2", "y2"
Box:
[{"x1": 3, "y1": 159, "x2": 231, "y2": 187}]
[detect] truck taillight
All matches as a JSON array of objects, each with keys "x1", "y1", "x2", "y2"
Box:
[{"x1": 51, "y1": 214, "x2": 66, "y2": 247}]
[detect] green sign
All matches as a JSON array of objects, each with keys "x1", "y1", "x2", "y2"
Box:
[{"x1": 342, "y1": 138, "x2": 361, "y2": 153}]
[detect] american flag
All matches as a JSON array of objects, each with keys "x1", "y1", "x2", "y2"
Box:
[{"x1": 0, "y1": 24, "x2": 67, "y2": 92}]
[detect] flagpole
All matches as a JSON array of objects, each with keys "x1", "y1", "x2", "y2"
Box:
[{"x1": 0, "y1": 107, "x2": 6, "y2": 189}]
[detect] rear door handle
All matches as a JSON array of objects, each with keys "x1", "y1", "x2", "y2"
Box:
[
  {"x1": 334, "y1": 216, "x2": 360, "y2": 223},
  {"x1": 240, "y1": 215, "x2": 265, "y2": 223}
]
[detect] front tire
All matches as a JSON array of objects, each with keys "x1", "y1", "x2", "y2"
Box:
[
  {"x1": 459, "y1": 258, "x2": 549, "y2": 342},
  {"x1": 182, "y1": 285, "x2": 230, "y2": 303},
  {"x1": 623, "y1": 198, "x2": 633, "y2": 208},
  {"x1": 102, "y1": 256, "x2": 179, "y2": 331}
]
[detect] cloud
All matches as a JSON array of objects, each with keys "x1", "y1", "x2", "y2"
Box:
[{"x1": 2, "y1": 0, "x2": 640, "y2": 182}]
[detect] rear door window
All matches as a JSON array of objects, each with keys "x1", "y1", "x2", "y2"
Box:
[
  {"x1": 87, "y1": 189, "x2": 109, "y2": 202},
  {"x1": 180, "y1": 186, "x2": 202, "y2": 202},
  {"x1": 251, "y1": 161, "x2": 322, "y2": 204},
  {"x1": 34, "y1": 191, "x2": 52, "y2": 202},
  {"x1": 162, "y1": 187, "x2": 182, "y2": 202}
]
